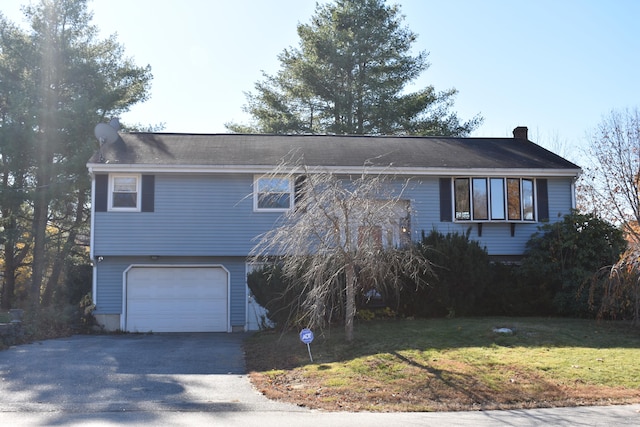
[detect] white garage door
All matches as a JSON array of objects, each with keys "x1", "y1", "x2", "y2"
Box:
[{"x1": 125, "y1": 266, "x2": 228, "y2": 332}]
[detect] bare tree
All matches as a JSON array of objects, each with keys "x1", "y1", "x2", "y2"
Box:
[
  {"x1": 529, "y1": 128, "x2": 576, "y2": 162},
  {"x1": 581, "y1": 108, "x2": 640, "y2": 324},
  {"x1": 578, "y1": 108, "x2": 640, "y2": 240},
  {"x1": 250, "y1": 163, "x2": 432, "y2": 341}
]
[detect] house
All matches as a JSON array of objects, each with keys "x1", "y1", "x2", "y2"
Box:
[{"x1": 87, "y1": 126, "x2": 581, "y2": 332}]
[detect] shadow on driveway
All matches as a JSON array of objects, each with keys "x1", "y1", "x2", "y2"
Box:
[{"x1": 0, "y1": 333, "x2": 289, "y2": 416}]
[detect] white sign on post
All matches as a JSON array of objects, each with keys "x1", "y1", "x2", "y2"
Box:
[{"x1": 299, "y1": 328, "x2": 314, "y2": 362}]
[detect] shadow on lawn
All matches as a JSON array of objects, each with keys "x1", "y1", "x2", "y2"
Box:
[
  {"x1": 391, "y1": 350, "x2": 495, "y2": 404},
  {"x1": 244, "y1": 318, "x2": 640, "y2": 411},
  {"x1": 245, "y1": 317, "x2": 640, "y2": 371}
]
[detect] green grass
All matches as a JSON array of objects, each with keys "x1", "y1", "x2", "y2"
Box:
[
  {"x1": 245, "y1": 317, "x2": 640, "y2": 411},
  {"x1": 0, "y1": 312, "x2": 10, "y2": 323}
]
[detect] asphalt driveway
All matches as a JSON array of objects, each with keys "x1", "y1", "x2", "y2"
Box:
[{"x1": 0, "y1": 333, "x2": 299, "y2": 414}]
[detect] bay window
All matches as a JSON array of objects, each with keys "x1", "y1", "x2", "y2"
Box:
[{"x1": 454, "y1": 177, "x2": 537, "y2": 222}]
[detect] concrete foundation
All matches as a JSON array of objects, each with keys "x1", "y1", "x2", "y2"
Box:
[{"x1": 94, "y1": 314, "x2": 121, "y2": 332}]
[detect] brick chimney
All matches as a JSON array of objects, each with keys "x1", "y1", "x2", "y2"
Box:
[{"x1": 513, "y1": 126, "x2": 528, "y2": 140}]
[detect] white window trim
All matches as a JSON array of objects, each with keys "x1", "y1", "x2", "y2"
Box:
[
  {"x1": 453, "y1": 176, "x2": 537, "y2": 223},
  {"x1": 108, "y1": 174, "x2": 141, "y2": 212},
  {"x1": 253, "y1": 175, "x2": 293, "y2": 212}
]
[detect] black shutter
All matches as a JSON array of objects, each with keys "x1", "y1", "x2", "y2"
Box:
[
  {"x1": 141, "y1": 175, "x2": 155, "y2": 212},
  {"x1": 94, "y1": 174, "x2": 108, "y2": 212},
  {"x1": 439, "y1": 178, "x2": 452, "y2": 222},
  {"x1": 536, "y1": 179, "x2": 549, "y2": 221}
]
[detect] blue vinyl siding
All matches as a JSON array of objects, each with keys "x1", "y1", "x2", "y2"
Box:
[
  {"x1": 93, "y1": 174, "x2": 575, "y2": 258},
  {"x1": 94, "y1": 174, "x2": 282, "y2": 256},
  {"x1": 94, "y1": 258, "x2": 131, "y2": 313},
  {"x1": 546, "y1": 177, "x2": 573, "y2": 220},
  {"x1": 409, "y1": 177, "x2": 574, "y2": 256}
]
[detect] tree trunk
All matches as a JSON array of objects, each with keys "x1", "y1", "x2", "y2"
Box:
[
  {"x1": 635, "y1": 282, "x2": 640, "y2": 327},
  {"x1": 345, "y1": 261, "x2": 357, "y2": 342},
  {"x1": 30, "y1": 147, "x2": 53, "y2": 310},
  {"x1": 31, "y1": 191, "x2": 48, "y2": 309},
  {"x1": 42, "y1": 189, "x2": 87, "y2": 307},
  {"x1": 1, "y1": 241, "x2": 16, "y2": 310},
  {"x1": 1, "y1": 160, "x2": 16, "y2": 310},
  {"x1": 2, "y1": 231, "x2": 30, "y2": 310}
]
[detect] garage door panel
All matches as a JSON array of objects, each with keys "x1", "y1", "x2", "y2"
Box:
[
  {"x1": 128, "y1": 286, "x2": 227, "y2": 300},
  {"x1": 126, "y1": 266, "x2": 228, "y2": 333}
]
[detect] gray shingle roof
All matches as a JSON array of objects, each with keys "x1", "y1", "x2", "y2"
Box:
[{"x1": 89, "y1": 133, "x2": 581, "y2": 172}]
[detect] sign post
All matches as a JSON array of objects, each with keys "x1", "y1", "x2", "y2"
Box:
[{"x1": 299, "y1": 328, "x2": 314, "y2": 363}]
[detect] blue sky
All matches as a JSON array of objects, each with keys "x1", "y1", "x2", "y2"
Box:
[{"x1": 3, "y1": 0, "x2": 640, "y2": 162}]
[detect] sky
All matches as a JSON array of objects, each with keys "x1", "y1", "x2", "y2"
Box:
[{"x1": 2, "y1": 0, "x2": 640, "y2": 163}]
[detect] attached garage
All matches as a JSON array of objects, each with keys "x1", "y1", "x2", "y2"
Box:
[{"x1": 123, "y1": 265, "x2": 230, "y2": 332}]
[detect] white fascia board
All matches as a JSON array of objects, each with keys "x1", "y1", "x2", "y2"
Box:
[{"x1": 87, "y1": 162, "x2": 581, "y2": 178}]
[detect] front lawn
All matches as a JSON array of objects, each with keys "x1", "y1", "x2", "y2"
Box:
[{"x1": 244, "y1": 317, "x2": 640, "y2": 412}]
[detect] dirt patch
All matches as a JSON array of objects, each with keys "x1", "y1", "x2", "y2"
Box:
[{"x1": 248, "y1": 369, "x2": 640, "y2": 412}]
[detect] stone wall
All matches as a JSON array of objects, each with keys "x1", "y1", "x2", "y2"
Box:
[{"x1": 0, "y1": 309, "x2": 24, "y2": 346}]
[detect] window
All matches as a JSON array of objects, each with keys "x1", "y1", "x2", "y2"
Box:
[
  {"x1": 254, "y1": 176, "x2": 293, "y2": 211},
  {"x1": 472, "y1": 178, "x2": 488, "y2": 220},
  {"x1": 454, "y1": 178, "x2": 470, "y2": 220},
  {"x1": 522, "y1": 179, "x2": 534, "y2": 220},
  {"x1": 507, "y1": 178, "x2": 521, "y2": 220},
  {"x1": 454, "y1": 177, "x2": 536, "y2": 222},
  {"x1": 490, "y1": 178, "x2": 505, "y2": 220},
  {"x1": 109, "y1": 174, "x2": 141, "y2": 211},
  {"x1": 357, "y1": 200, "x2": 411, "y2": 249},
  {"x1": 294, "y1": 175, "x2": 307, "y2": 211},
  {"x1": 358, "y1": 226, "x2": 383, "y2": 250}
]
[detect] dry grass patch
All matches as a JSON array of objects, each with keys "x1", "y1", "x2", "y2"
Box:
[{"x1": 245, "y1": 318, "x2": 640, "y2": 411}]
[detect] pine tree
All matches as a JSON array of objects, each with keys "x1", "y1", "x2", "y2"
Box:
[{"x1": 227, "y1": 0, "x2": 481, "y2": 136}]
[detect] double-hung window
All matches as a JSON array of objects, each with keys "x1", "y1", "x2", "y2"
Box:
[
  {"x1": 109, "y1": 174, "x2": 141, "y2": 211},
  {"x1": 454, "y1": 177, "x2": 536, "y2": 222},
  {"x1": 254, "y1": 176, "x2": 293, "y2": 211}
]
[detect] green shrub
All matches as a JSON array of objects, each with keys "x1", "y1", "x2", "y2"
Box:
[
  {"x1": 356, "y1": 307, "x2": 396, "y2": 321},
  {"x1": 477, "y1": 261, "x2": 542, "y2": 317},
  {"x1": 398, "y1": 229, "x2": 492, "y2": 318},
  {"x1": 356, "y1": 309, "x2": 376, "y2": 321},
  {"x1": 519, "y1": 211, "x2": 626, "y2": 317}
]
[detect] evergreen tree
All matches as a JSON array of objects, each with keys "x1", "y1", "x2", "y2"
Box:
[
  {"x1": 227, "y1": 0, "x2": 481, "y2": 136},
  {"x1": 0, "y1": 0, "x2": 152, "y2": 309}
]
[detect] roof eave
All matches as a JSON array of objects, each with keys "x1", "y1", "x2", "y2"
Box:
[{"x1": 86, "y1": 162, "x2": 582, "y2": 177}]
